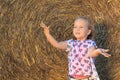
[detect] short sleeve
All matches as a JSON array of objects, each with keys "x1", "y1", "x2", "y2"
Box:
[
  {"x1": 88, "y1": 40, "x2": 97, "y2": 49},
  {"x1": 65, "y1": 39, "x2": 73, "y2": 52}
]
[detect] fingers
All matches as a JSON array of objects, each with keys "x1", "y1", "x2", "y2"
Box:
[
  {"x1": 47, "y1": 26, "x2": 50, "y2": 29},
  {"x1": 39, "y1": 21, "x2": 50, "y2": 34},
  {"x1": 39, "y1": 21, "x2": 47, "y2": 29},
  {"x1": 40, "y1": 21, "x2": 46, "y2": 28},
  {"x1": 100, "y1": 49, "x2": 111, "y2": 58},
  {"x1": 100, "y1": 49, "x2": 109, "y2": 53},
  {"x1": 102, "y1": 53, "x2": 111, "y2": 58},
  {"x1": 103, "y1": 49, "x2": 109, "y2": 52}
]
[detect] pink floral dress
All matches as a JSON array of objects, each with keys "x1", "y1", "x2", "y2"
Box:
[{"x1": 66, "y1": 39, "x2": 100, "y2": 79}]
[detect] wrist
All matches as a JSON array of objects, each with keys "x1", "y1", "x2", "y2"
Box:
[
  {"x1": 45, "y1": 32, "x2": 51, "y2": 37},
  {"x1": 96, "y1": 48, "x2": 102, "y2": 54},
  {"x1": 44, "y1": 31, "x2": 50, "y2": 35}
]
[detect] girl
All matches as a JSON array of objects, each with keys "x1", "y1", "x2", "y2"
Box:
[{"x1": 40, "y1": 16, "x2": 111, "y2": 80}]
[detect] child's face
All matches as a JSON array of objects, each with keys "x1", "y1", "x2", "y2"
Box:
[{"x1": 73, "y1": 19, "x2": 91, "y2": 40}]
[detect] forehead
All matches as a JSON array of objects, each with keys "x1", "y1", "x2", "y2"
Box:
[
  {"x1": 75, "y1": 18, "x2": 89, "y2": 24},
  {"x1": 74, "y1": 19, "x2": 89, "y2": 27}
]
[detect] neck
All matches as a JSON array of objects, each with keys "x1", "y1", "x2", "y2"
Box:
[{"x1": 76, "y1": 37, "x2": 87, "y2": 41}]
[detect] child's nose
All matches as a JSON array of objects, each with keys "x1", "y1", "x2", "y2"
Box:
[{"x1": 76, "y1": 27, "x2": 80, "y2": 30}]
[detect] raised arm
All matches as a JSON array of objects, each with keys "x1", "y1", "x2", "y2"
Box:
[
  {"x1": 40, "y1": 21, "x2": 67, "y2": 50},
  {"x1": 88, "y1": 46, "x2": 111, "y2": 58}
]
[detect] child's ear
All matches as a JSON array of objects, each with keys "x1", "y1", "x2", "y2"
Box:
[{"x1": 87, "y1": 29, "x2": 91, "y2": 35}]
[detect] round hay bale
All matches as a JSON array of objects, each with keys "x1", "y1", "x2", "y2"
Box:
[{"x1": 1, "y1": 0, "x2": 120, "y2": 80}]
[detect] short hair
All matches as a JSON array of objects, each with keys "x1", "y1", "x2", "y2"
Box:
[{"x1": 75, "y1": 16, "x2": 91, "y2": 24}]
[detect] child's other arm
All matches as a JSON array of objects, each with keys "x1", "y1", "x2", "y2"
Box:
[
  {"x1": 40, "y1": 22, "x2": 67, "y2": 50},
  {"x1": 88, "y1": 46, "x2": 111, "y2": 58},
  {"x1": 44, "y1": 33, "x2": 67, "y2": 50}
]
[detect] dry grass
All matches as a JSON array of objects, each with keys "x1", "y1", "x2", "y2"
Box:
[{"x1": 0, "y1": 0, "x2": 120, "y2": 80}]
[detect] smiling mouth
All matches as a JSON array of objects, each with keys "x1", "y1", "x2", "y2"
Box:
[{"x1": 75, "y1": 33, "x2": 80, "y2": 35}]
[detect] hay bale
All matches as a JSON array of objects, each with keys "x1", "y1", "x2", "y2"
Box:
[{"x1": 0, "y1": 0, "x2": 120, "y2": 80}]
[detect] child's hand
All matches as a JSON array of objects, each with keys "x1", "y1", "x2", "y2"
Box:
[
  {"x1": 40, "y1": 21, "x2": 50, "y2": 34},
  {"x1": 98, "y1": 49, "x2": 111, "y2": 58}
]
